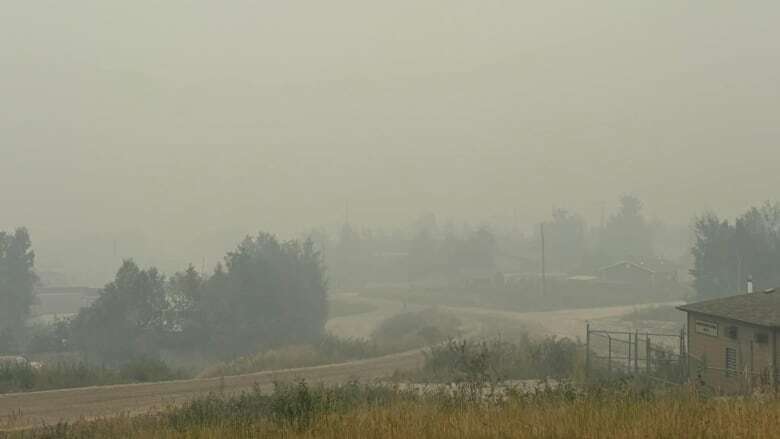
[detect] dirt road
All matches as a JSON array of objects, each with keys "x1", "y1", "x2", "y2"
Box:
[
  {"x1": 0, "y1": 298, "x2": 679, "y2": 429},
  {"x1": 0, "y1": 349, "x2": 425, "y2": 430}
]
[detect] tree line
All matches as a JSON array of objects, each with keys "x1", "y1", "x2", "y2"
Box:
[
  {"x1": 691, "y1": 202, "x2": 780, "y2": 299},
  {"x1": 0, "y1": 230, "x2": 328, "y2": 363},
  {"x1": 318, "y1": 195, "x2": 662, "y2": 287}
]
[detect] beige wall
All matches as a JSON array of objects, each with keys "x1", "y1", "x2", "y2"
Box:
[{"x1": 687, "y1": 312, "x2": 775, "y2": 393}]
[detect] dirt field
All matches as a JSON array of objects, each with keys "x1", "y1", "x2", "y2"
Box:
[{"x1": 0, "y1": 296, "x2": 682, "y2": 430}]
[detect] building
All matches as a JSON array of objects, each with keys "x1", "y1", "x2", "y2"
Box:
[
  {"x1": 678, "y1": 290, "x2": 780, "y2": 393},
  {"x1": 598, "y1": 259, "x2": 682, "y2": 287}
]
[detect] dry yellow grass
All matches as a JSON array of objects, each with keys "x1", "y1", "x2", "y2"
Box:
[{"x1": 15, "y1": 392, "x2": 780, "y2": 438}]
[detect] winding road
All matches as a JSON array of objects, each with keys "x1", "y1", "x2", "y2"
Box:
[{"x1": 0, "y1": 295, "x2": 679, "y2": 430}]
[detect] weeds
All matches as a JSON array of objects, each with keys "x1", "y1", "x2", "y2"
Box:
[
  {"x1": 414, "y1": 336, "x2": 579, "y2": 384},
  {"x1": 16, "y1": 379, "x2": 780, "y2": 438},
  {"x1": 0, "y1": 357, "x2": 185, "y2": 394}
]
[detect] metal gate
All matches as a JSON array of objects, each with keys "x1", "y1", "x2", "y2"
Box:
[{"x1": 585, "y1": 324, "x2": 687, "y2": 383}]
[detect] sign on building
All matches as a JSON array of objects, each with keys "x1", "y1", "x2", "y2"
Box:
[{"x1": 695, "y1": 320, "x2": 718, "y2": 337}]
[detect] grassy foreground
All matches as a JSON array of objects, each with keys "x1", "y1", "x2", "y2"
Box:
[{"x1": 9, "y1": 381, "x2": 780, "y2": 438}]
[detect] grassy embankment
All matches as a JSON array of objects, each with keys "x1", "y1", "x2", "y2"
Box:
[{"x1": 200, "y1": 308, "x2": 461, "y2": 378}]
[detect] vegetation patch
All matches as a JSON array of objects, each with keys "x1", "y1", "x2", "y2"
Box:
[
  {"x1": 409, "y1": 336, "x2": 581, "y2": 384},
  {"x1": 0, "y1": 357, "x2": 185, "y2": 394},
  {"x1": 14, "y1": 379, "x2": 780, "y2": 438},
  {"x1": 327, "y1": 299, "x2": 377, "y2": 319},
  {"x1": 201, "y1": 308, "x2": 462, "y2": 378}
]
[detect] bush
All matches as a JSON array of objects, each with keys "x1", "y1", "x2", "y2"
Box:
[
  {"x1": 26, "y1": 319, "x2": 71, "y2": 354},
  {"x1": 372, "y1": 308, "x2": 461, "y2": 352},
  {"x1": 417, "y1": 335, "x2": 580, "y2": 384}
]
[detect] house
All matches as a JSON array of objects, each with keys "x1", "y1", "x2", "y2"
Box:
[
  {"x1": 598, "y1": 259, "x2": 683, "y2": 287},
  {"x1": 678, "y1": 290, "x2": 780, "y2": 393}
]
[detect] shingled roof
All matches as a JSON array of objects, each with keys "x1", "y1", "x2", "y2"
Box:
[{"x1": 677, "y1": 289, "x2": 780, "y2": 327}]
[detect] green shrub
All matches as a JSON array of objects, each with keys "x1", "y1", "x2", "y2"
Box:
[
  {"x1": 417, "y1": 335, "x2": 579, "y2": 384},
  {"x1": 372, "y1": 308, "x2": 461, "y2": 352}
]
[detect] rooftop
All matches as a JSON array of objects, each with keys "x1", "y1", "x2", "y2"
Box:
[{"x1": 678, "y1": 289, "x2": 780, "y2": 327}]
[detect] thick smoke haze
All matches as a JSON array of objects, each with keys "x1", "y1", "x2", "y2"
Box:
[{"x1": 2, "y1": 1, "x2": 779, "y2": 283}]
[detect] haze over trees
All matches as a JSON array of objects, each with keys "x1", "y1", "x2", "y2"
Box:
[
  {"x1": 598, "y1": 195, "x2": 654, "y2": 265},
  {"x1": 0, "y1": 228, "x2": 38, "y2": 351},
  {"x1": 691, "y1": 202, "x2": 780, "y2": 299},
  {"x1": 71, "y1": 233, "x2": 328, "y2": 363}
]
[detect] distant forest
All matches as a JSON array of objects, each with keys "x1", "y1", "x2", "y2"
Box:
[
  {"x1": 1, "y1": 197, "x2": 778, "y2": 361},
  {"x1": 315, "y1": 195, "x2": 686, "y2": 288}
]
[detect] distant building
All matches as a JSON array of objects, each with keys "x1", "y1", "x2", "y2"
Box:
[
  {"x1": 678, "y1": 290, "x2": 780, "y2": 393},
  {"x1": 598, "y1": 259, "x2": 681, "y2": 287}
]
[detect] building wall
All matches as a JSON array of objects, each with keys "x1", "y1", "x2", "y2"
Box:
[{"x1": 687, "y1": 312, "x2": 775, "y2": 393}]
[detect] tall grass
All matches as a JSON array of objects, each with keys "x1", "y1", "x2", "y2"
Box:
[{"x1": 14, "y1": 380, "x2": 780, "y2": 438}]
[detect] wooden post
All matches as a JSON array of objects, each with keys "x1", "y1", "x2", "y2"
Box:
[
  {"x1": 608, "y1": 335, "x2": 612, "y2": 374},
  {"x1": 646, "y1": 333, "x2": 651, "y2": 374},
  {"x1": 540, "y1": 223, "x2": 546, "y2": 297},
  {"x1": 585, "y1": 323, "x2": 591, "y2": 380},
  {"x1": 769, "y1": 329, "x2": 777, "y2": 391},
  {"x1": 627, "y1": 332, "x2": 632, "y2": 372}
]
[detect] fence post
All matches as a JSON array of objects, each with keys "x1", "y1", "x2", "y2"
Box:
[
  {"x1": 607, "y1": 335, "x2": 612, "y2": 374},
  {"x1": 646, "y1": 333, "x2": 651, "y2": 374},
  {"x1": 585, "y1": 323, "x2": 591, "y2": 381},
  {"x1": 634, "y1": 329, "x2": 639, "y2": 374},
  {"x1": 627, "y1": 332, "x2": 632, "y2": 372}
]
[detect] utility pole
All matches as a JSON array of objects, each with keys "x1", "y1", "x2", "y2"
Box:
[{"x1": 541, "y1": 222, "x2": 546, "y2": 297}]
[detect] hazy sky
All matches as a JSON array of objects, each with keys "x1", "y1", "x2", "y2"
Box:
[{"x1": 2, "y1": 1, "x2": 780, "y2": 281}]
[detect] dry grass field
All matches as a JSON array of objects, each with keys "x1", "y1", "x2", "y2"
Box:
[{"x1": 10, "y1": 383, "x2": 780, "y2": 438}]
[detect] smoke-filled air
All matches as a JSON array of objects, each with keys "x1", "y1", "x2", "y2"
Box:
[{"x1": 2, "y1": 2, "x2": 780, "y2": 438}]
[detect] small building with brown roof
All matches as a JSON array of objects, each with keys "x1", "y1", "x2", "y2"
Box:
[{"x1": 678, "y1": 289, "x2": 780, "y2": 393}]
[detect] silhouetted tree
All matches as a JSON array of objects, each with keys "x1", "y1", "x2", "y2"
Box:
[
  {"x1": 0, "y1": 228, "x2": 38, "y2": 350},
  {"x1": 600, "y1": 195, "x2": 654, "y2": 263},
  {"x1": 691, "y1": 202, "x2": 780, "y2": 299},
  {"x1": 544, "y1": 208, "x2": 587, "y2": 273},
  {"x1": 196, "y1": 233, "x2": 328, "y2": 357},
  {"x1": 71, "y1": 260, "x2": 167, "y2": 363}
]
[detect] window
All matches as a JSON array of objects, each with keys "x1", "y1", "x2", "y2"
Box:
[
  {"x1": 725, "y1": 347, "x2": 737, "y2": 377},
  {"x1": 726, "y1": 326, "x2": 738, "y2": 339},
  {"x1": 755, "y1": 333, "x2": 769, "y2": 344}
]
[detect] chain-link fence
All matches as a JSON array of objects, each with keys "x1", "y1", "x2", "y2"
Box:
[{"x1": 585, "y1": 325, "x2": 687, "y2": 383}]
